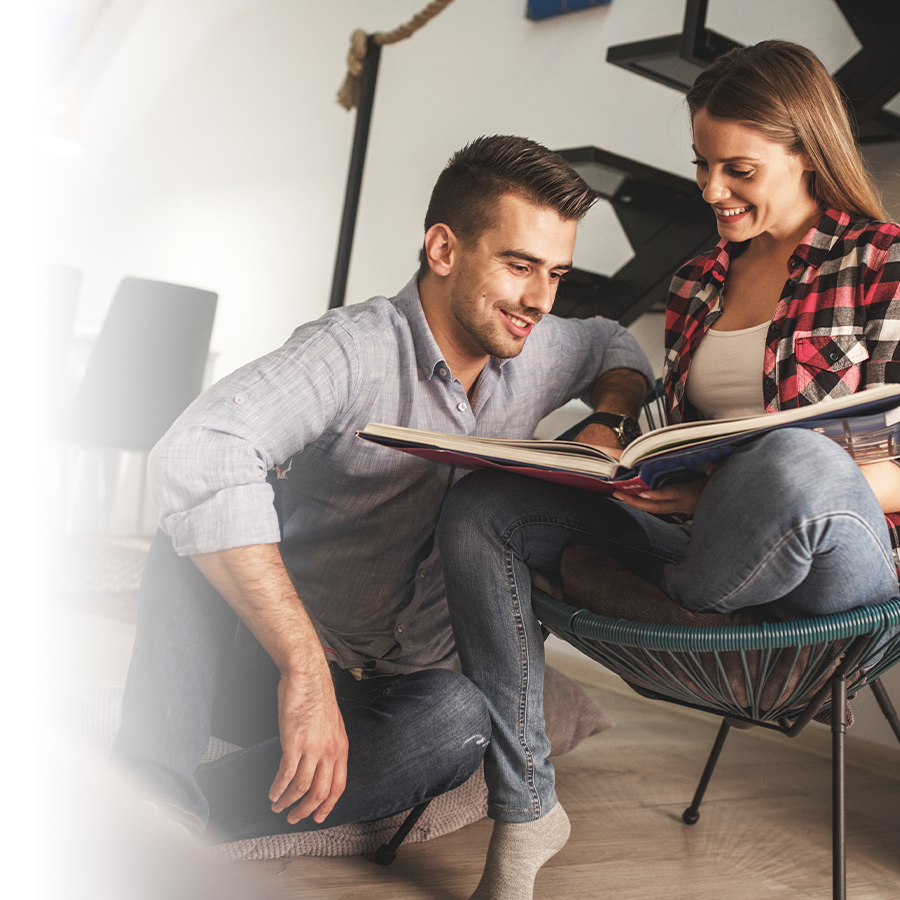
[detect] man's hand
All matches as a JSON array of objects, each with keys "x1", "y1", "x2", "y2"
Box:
[
  {"x1": 572, "y1": 422, "x2": 623, "y2": 457},
  {"x1": 190, "y1": 543, "x2": 350, "y2": 826},
  {"x1": 270, "y1": 668, "x2": 349, "y2": 825}
]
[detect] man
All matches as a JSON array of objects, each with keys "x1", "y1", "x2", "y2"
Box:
[{"x1": 112, "y1": 135, "x2": 654, "y2": 899}]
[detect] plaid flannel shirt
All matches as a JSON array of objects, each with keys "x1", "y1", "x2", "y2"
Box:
[{"x1": 662, "y1": 208, "x2": 900, "y2": 572}]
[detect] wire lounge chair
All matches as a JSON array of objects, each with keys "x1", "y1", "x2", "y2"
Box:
[{"x1": 533, "y1": 546, "x2": 900, "y2": 900}]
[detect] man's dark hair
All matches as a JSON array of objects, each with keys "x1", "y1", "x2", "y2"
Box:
[{"x1": 420, "y1": 135, "x2": 598, "y2": 275}]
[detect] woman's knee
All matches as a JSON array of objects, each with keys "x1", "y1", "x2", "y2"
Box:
[
  {"x1": 438, "y1": 471, "x2": 528, "y2": 561},
  {"x1": 732, "y1": 428, "x2": 874, "y2": 511}
]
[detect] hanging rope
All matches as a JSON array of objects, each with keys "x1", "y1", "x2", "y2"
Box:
[{"x1": 336, "y1": 0, "x2": 457, "y2": 111}]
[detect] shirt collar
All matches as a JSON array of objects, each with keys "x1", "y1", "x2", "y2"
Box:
[
  {"x1": 699, "y1": 239, "x2": 741, "y2": 290},
  {"x1": 791, "y1": 208, "x2": 850, "y2": 271},
  {"x1": 394, "y1": 274, "x2": 510, "y2": 382},
  {"x1": 698, "y1": 208, "x2": 849, "y2": 288},
  {"x1": 394, "y1": 274, "x2": 453, "y2": 381}
]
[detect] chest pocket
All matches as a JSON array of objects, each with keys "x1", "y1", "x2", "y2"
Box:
[
  {"x1": 795, "y1": 334, "x2": 869, "y2": 371},
  {"x1": 793, "y1": 333, "x2": 869, "y2": 399}
]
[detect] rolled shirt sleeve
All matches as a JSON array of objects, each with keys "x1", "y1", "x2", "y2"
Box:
[{"x1": 150, "y1": 314, "x2": 361, "y2": 556}]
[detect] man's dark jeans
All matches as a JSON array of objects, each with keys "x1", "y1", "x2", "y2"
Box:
[{"x1": 111, "y1": 532, "x2": 490, "y2": 841}]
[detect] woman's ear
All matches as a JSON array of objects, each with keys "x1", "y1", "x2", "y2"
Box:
[{"x1": 798, "y1": 151, "x2": 815, "y2": 173}]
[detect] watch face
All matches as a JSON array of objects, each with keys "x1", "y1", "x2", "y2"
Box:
[
  {"x1": 621, "y1": 417, "x2": 641, "y2": 445},
  {"x1": 586, "y1": 412, "x2": 641, "y2": 447}
]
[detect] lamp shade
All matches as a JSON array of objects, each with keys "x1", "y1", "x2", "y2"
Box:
[{"x1": 34, "y1": 81, "x2": 84, "y2": 156}]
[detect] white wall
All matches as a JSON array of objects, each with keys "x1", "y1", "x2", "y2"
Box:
[
  {"x1": 39, "y1": 0, "x2": 869, "y2": 378},
  {"x1": 39, "y1": 0, "x2": 900, "y2": 749}
]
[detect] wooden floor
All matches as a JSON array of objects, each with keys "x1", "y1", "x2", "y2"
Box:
[{"x1": 54, "y1": 602, "x2": 900, "y2": 900}]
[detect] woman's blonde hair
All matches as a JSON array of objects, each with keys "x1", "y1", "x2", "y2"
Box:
[{"x1": 686, "y1": 40, "x2": 887, "y2": 221}]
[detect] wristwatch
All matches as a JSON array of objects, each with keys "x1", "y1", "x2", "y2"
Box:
[{"x1": 580, "y1": 412, "x2": 642, "y2": 448}]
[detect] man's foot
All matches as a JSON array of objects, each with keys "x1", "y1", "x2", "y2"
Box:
[{"x1": 469, "y1": 802, "x2": 570, "y2": 900}]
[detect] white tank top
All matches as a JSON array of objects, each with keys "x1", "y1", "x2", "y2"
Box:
[{"x1": 685, "y1": 320, "x2": 770, "y2": 419}]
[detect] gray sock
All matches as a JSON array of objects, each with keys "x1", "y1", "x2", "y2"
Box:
[{"x1": 469, "y1": 802, "x2": 570, "y2": 900}]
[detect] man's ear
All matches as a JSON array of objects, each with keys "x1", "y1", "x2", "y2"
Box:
[{"x1": 422, "y1": 223, "x2": 458, "y2": 277}]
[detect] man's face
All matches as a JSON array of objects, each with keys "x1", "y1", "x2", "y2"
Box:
[{"x1": 447, "y1": 193, "x2": 577, "y2": 362}]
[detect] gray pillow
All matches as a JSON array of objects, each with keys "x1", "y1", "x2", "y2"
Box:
[{"x1": 62, "y1": 667, "x2": 611, "y2": 860}]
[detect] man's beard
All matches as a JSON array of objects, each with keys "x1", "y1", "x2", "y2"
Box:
[{"x1": 449, "y1": 265, "x2": 539, "y2": 360}]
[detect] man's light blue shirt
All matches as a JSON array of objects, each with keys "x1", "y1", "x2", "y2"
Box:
[{"x1": 150, "y1": 276, "x2": 655, "y2": 674}]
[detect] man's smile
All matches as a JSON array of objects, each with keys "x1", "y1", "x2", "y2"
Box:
[{"x1": 500, "y1": 308, "x2": 540, "y2": 336}]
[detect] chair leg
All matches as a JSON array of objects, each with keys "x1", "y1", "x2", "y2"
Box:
[
  {"x1": 683, "y1": 718, "x2": 731, "y2": 825},
  {"x1": 869, "y1": 678, "x2": 900, "y2": 744},
  {"x1": 374, "y1": 799, "x2": 433, "y2": 865},
  {"x1": 832, "y1": 674, "x2": 848, "y2": 900}
]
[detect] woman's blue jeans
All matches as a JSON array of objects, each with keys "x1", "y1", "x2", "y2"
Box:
[
  {"x1": 111, "y1": 533, "x2": 491, "y2": 840},
  {"x1": 438, "y1": 429, "x2": 898, "y2": 823}
]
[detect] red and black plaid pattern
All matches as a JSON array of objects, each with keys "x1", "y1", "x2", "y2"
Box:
[{"x1": 661, "y1": 208, "x2": 900, "y2": 571}]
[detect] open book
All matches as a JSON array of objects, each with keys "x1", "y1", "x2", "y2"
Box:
[{"x1": 357, "y1": 383, "x2": 900, "y2": 495}]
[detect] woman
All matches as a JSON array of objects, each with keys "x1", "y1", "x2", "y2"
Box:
[
  {"x1": 605, "y1": 39, "x2": 900, "y2": 615},
  {"x1": 438, "y1": 42, "x2": 900, "y2": 900}
]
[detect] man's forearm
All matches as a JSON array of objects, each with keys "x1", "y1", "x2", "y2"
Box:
[
  {"x1": 573, "y1": 367, "x2": 652, "y2": 451},
  {"x1": 589, "y1": 367, "x2": 650, "y2": 418},
  {"x1": 191, "y1": 542, "x2": 348, "y2": 825},
  {"x1": 190, "y1": 543, "x2": 325, "y2": 678}
]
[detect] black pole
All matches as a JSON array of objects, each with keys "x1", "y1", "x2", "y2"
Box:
[
  {"x1": 329, "y1": 35, "x2": 382, "y2": 309},
  {"x1": 680, "y1": 0, "x2": 709, "y2": 61}
]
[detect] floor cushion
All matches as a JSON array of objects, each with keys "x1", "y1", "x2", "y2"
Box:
[{"x1": 61, "y1": 665, "x2": 612, "y2": 860}]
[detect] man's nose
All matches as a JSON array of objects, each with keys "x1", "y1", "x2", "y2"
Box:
[{"x1": 525, "y1": 277, "x2": 555, "y2": 315}]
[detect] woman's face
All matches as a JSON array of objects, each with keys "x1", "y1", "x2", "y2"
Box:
[{"x1": 691, "y1": 108, "x2": 821, "y2": 245}]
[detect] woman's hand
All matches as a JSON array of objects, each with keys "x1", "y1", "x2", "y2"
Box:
[
  {"x1": 612, "y1": 461, "x2": 724, "y2": 517},
  {"x1": 613, "y1": 477, "x2": 708, "y2": 516}
]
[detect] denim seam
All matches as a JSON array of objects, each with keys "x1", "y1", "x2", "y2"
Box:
[
  {"x1": 503, "y1": 543, "x2": 540, "y2": 817},
  {"x1": 701, "y1": 511, "x2": 895, "y2": 612},
  {"x1": 156, "y1": 799, "x2": 205, "y2": 833}
]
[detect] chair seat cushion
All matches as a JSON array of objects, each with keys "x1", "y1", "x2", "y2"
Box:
[{"x1": 559, "y1": 544, "x2": 850, "y2": 722}]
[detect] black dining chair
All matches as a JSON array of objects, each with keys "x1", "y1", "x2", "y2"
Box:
[{"x1": 64, "y1": 276, "x2": 218, "y2": 531}]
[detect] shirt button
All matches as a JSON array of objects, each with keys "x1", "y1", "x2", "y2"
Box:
[
  {"x1": 457, "y1": 402, "x2": 468, "y2": 411},
  {"x1": 418, "y1": 568, "x2": 427, "y2": 578},
  {"x1": 397, "y1": 624, "x2": 405, "y2": 634},
  {"x1": 234, "y1": 395, "x2": 245, "y2": 405}
]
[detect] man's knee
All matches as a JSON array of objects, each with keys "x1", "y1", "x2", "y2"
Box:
[{"x1": 415, "y1": 669, "x2": 492, "y2": 765}]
